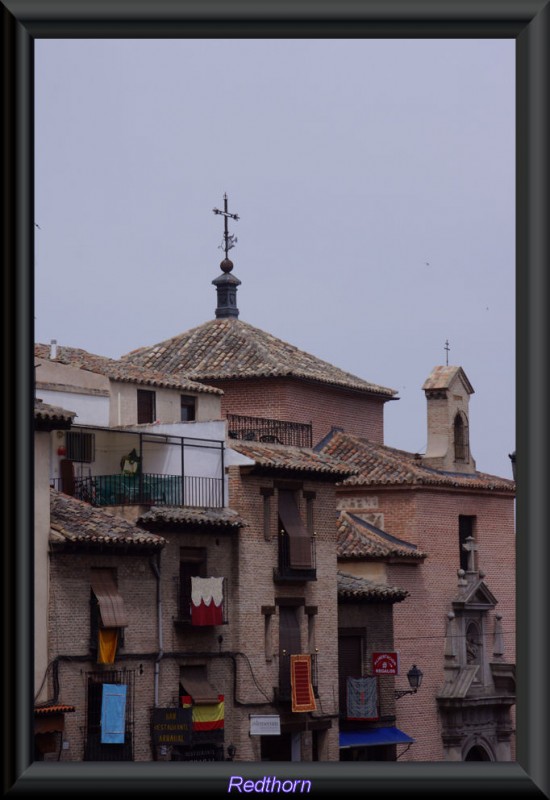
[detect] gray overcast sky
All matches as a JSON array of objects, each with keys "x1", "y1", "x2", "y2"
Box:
[{"x1": 34, "y1": 38, "x2": 515, "y2": 480}]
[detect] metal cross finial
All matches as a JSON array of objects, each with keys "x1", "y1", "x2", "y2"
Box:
[
  {"x1": 213, "y1": 193, "x2": 240, "y2": 260},
  {"x1": 444, "y1": 339, "x2": 450, "y2": 366}
]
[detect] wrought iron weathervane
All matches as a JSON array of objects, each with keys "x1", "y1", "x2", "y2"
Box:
[{"x1": 213, "y1": 193, "x2": 240, "y2": 260}]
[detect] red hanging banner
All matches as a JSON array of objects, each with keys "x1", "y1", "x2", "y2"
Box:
[{"x1": 290, "y1": 655, "x2": 317, "y2": 713}]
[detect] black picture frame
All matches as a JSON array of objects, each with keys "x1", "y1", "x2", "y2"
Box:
[{"x1": 3, "y1": 1, "x2": 548, "y2": 797}]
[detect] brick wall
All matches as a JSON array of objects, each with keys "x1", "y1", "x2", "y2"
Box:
[
  {"x1": 47, "y1": 550, "x2": 159, "y2": 761},
  {"x1": 226, "y1": 466, "x2": 341, "y2": 761},
  {"x1": 377, "y1": 487, "x2": 516, "y2": 761},
  {"x1": 206, "y1": 377, "x2": 387, "y2": 444}
]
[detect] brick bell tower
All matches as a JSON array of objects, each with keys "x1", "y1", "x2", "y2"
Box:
[{"x1": 421, "y1": 365, "x2": 476, "y2": 474}]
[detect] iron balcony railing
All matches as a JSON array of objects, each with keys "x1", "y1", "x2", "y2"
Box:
[
  {"x1": 273, "y1": 531, "x2": 317, "y2": 582},
  {"x1": 52, "y1": 473, "x2": 224, "y2": 509},
  {"x1": 227, "y1": 414, "x2": 313, "y2": 448},
  {"x1": 277, "y1": 652, "x2": 319, "y2": 704},
  {"x1": 174, "y1": 576, "x2": 229, "y2": 626}
]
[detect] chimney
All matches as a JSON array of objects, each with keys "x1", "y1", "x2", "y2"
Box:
[{"x1": 50, "y1": 339, "x2": 58, "y2": 360}]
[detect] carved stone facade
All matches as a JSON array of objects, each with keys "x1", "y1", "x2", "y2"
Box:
[{"x1": 436, "y1": 567, "x2": 516, "y2": 761}]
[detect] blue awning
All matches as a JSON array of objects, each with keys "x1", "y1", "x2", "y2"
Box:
[{"x1": 339, "y1": 726, "x2": 415, "y2": 749}]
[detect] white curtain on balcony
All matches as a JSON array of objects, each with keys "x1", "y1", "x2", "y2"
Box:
[{"x1": 191, "y1": 576, "x2": 224, "y2": 626}]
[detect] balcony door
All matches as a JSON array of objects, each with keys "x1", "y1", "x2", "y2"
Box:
[
  {"x1": 338, "y1": 633, "x2": 363, "y2": 718},
  {"x1": 278, "y1": 605, "x2": 301, "y2": 699}
]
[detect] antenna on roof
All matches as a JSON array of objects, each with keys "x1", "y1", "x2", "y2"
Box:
[{"x1": 444, "y1": 339, "x2": 450, "y2": 366}]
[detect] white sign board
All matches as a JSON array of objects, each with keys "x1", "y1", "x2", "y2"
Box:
[{"x1": 250, "y1": 715, "x2": 281, "y2": 736}]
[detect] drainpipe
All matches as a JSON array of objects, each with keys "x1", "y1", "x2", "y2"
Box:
[{"x1": 149, "y1": 553, "x2": 164, "y2": 707}]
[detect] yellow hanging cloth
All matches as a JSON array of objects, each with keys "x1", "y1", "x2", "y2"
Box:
[{"x1": 98, "y1": 628, "x2": 118, "y2": 664}]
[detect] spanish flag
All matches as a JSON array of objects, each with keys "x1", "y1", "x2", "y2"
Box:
[{"x1": 181, "y1": 695, "x2": 224, "y2": 731}]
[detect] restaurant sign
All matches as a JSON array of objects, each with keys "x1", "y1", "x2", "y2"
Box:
[
  {"x1": 372, "y1": 652, "x2": 400, "y2": 675},
  {"x1": 151, "y1": 707, "x2": 192, "y2": 746},
  {"x1": 249, "y1": 715, "x2": 281, "y2": 736}
]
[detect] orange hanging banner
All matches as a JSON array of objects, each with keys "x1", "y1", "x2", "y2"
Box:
[{"x1": 97, "y1": 628, "x2": 118, "y2": 664}]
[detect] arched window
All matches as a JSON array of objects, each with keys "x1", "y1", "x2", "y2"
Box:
[
  {"x1": 465, "y1": 744, "x2": 492, "y2": 761},
  {"x1": 454, "y1": 412, "x2": 469, "y2": 461}
]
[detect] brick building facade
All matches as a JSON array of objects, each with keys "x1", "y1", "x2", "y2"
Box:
[
  {"x1": 319, "y1": 367, "x2": 516, "y2": 761},
  {"x1": 121, "y1": 261, "x2": 515, "y2": 761},
  {"x1": 36, "y1": 256, "x2": 515, "y2": 763}
]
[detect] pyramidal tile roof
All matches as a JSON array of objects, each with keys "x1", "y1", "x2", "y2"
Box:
[
  {"x1": 35, "y1": 343, "x2": 222, "y2": 395},
  {"x1": 422, "y1": 365, "x2": 474, "y2": 394},
  {"x1": 122, "y1": 318, "x2": 397, "y2": 398},
  {"x1": 337, "y1": 511, "x2": 426, "y2": 560},
  {"x1": 319, "y1": 430, "x2": 515, "y2": 492}
]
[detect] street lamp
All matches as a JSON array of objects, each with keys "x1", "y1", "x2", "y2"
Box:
[
  {"x1": 395, "y1": 665, "x2": 423, "y2": 699},
  {"x1": 226, "y1": 743, "x2": 237, "y2": 761}
]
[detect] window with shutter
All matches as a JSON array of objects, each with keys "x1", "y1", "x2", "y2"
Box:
[
  {"x1": 278, "y1": 490, "x2": 314, "y2": 572},
  {"x1": 137, "y1": 389, "x2": 156, "y2": 424}
]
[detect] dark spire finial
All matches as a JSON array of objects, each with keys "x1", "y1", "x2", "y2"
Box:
[
  {"x1": 444, "y1": 339, "x2": 450, "y2": 366},
  {"x1": 212, "y1": 194, "x2": 241, "y2": 319},
  {"x1": 213, "y1": 193, "x2": 240, "y2": 261}
]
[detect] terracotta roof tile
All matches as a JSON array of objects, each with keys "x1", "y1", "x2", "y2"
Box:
[
  {"x1": 35, "y1": 343, "x2": 222, "y2": 395},
  {"x1": 231, "y1": 440, "x2": 357, "y2": 477},
  {"x1": 319, "y1": 431, "x2": 515, "y2": 493},
  {"x1": 34, "y1": 399, "x2": 76, "y2": 423},
  {"x1": 422, "y1": 365, "x2": 474, "y2": 394},
  {"x1": 123, "y1": 318, "x2": 397, "y2": 398},
  {"x1": 34, "y1": 703, "x2": 76, "y2": 715},
  {"x1": 50, "y1": 489, "x2": 167, "y2": 549},
  {"x1": 337, "y1": 571, "x2": 409, "y2": 603},
  {"x1": 337, "y1": 511, "x2": 426, "y2": 560},
  {"x1": 138, "y1": 506, "x2": 244, "y2": 530}
]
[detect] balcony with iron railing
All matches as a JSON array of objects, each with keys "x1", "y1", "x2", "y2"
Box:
[
  {"x1": 173, "y1": 576, "x2": 229, "y2": 627},
  {"x1": 275, "y1": 652, "x2": 319, "y2": 705},
  {"x1": 51, "y1": 473, "x2": 224, "y2": 509},
  {"x1": 273, "y1": 531, "x2": 316, "y2": 583},
  {"x1": 50, "y1": 425, "x2": 227, "y2": 509},
  {"x1": 227, "y1": 414, "x2": 313, "y2": 448}
]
